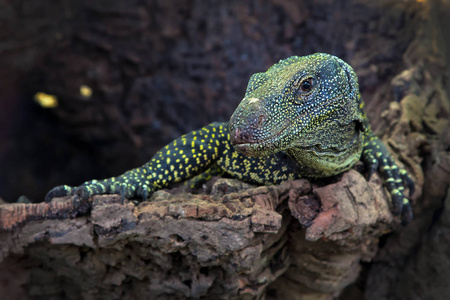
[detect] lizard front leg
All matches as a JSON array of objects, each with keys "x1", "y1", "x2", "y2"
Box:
[
  {"x1": 45, "y1": 122, "x2": 230, "y2": 202},
  {"x1": 361, "y1": 132, "x2": 414, "y2": 224}
]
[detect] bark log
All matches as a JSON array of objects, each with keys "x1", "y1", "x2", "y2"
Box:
[{"x1": 1, "y1": 169, "x2": 410, "y2": 300}]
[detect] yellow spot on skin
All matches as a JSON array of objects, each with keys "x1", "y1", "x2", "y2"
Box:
[
  {"x1": 80, "y1": 85, "x2": 93, "y2": 98},
  {"x1": 34, "y1": 92, "x2": 58, "y2": 108},
  {"x1": 392, "y1": 188, "x2": 400, "y2": 194}
]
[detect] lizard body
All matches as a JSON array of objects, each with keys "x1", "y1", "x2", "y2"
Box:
[{"x1": 46, "y1": 53, "x2": 414, "y2": 223}]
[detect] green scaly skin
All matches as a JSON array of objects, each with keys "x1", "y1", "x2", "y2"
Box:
[{"x1": 46, "y1": 53, "x2": 414, "y2": 223}]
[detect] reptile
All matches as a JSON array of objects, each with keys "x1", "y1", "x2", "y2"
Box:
[{"x1": 45, "y1": 53, "x2": 414, "y2": 223}]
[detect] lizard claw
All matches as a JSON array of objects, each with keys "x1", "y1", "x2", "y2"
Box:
[
  {"x1": 401, "y1": 202, "x2": 413, "y2": 226},
  {"x1": 120, "y1": 184, "x2": 127, "y2": 205},
  {"x1": 74, "y1": 185, "x2": 93, "y2": 201},
  {"x1": 139, "y1": 185, "x2": 149, "y2": 201},
  {"x1": 45, "y1": 185, "x2": 75, "y2": 202},
  {"x1": 70, "y1": 193, "x2": 92, "y2": 217},
  {"x1": 400, "y1": 169, "x2": 415, "y2": 197}
]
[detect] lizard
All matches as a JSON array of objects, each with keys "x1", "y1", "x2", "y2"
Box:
[{"x1": 45, "y1": 53, "x2": 414, "y2": 223}]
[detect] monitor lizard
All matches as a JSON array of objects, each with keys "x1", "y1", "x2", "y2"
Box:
[{"x1": 45, "y1": 53, "x2": 414, "y2": 223}]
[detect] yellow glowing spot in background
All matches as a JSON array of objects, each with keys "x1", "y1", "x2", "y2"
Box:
[
  {"x1": 34, "y1": 92, "x2": 58, "y2": 108},
  {"x1": 80, "y1": 85, "x2": 92, "y2": 98}
]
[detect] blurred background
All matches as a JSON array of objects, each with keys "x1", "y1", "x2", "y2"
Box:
[{"x1": 0, "y1": 0, "x2": 447, "y2": 203}]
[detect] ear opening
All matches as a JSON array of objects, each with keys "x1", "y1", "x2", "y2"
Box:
[{"x1": 355, "y1": 117, "x2": 367, "y2": 133}]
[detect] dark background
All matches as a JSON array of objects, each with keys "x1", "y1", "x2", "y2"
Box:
[{"x1": 0, "y1": 0, "x2": 434, "y2": 202}]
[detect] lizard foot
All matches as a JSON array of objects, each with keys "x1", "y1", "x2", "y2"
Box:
[
  {"x1": 362, "y1": 138, "x2": 414, "y2": 225},
  {"x1": 46, "y1": 177, "x2": 154, "y2": 204}
]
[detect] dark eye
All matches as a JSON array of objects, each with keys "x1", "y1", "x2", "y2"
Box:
[{"x1": 300, "y1": 78, "x2": 313, "y2": 93}]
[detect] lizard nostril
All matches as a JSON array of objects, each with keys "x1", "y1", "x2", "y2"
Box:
[
  {"x1": 241, "y1": 131, "x2": 251, "y2": 141},
  {"x1": 231, "y1": 127, "x2": 253, "y2": 144},
  {"x1": 257, "y1": 114, "x2": 265, "y2": 126}
]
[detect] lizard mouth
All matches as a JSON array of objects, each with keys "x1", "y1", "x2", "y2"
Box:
[
  {"x1": 231, "y1": 120, "x2": 292, "y2": 156},
  {"x1": 232, "y1": 143, "x2": 254, "y2": 156}
]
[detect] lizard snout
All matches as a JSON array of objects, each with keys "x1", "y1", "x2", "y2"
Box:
[
  {"x1": 231, "y1": 127, "x2": 254, "y2": 145},
  {"x1": 229, "y1": 101, "x2": 266, "y2": 146}
]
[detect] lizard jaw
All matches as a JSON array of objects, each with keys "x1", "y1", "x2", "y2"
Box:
[
  {"x1": 230, "y1": 123, "x2": 290, "y2": 157},
  {"x1": 232, "y1": 142, "x2": 275, "y2": 157},
  {"x1": 232, "y1": 143, "x2": 254, "y2": 156}
]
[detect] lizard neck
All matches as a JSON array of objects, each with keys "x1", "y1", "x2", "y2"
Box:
[{"x1": 286, "y1": 124, "x2": 364, "y2": 178}]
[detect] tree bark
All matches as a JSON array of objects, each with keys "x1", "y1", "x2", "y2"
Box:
[{"x1": 1, "y1": 168, "x2": 411, "y2": 299}]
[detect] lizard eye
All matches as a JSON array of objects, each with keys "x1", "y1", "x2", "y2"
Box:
[
  {"x1": 299, "y1": 77, "x2": 314, "y2": 93},
  {"x1": 293, "y1": 76, "x2": 315, "y2": 104}
]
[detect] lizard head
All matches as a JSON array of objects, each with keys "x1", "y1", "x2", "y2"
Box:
[{"x1": 229, "y1": 53, "x2": 366, "y2": 177}]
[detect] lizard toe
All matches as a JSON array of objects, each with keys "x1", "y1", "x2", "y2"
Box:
[
  {"x1": 400, "y1": 169, "x2": 415, "y2": 197},
  {"x1": 74, "y1": 185, "x2": 93, "y2": 201},
  {"x1": 401, "y1": 202, "x2": 413, "y2": 226},
  {"x1": 45, "y1": 185, "x2": 75, "y2": 202}
]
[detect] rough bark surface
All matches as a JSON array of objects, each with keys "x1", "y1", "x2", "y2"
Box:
[
  {"x1": 1, "y1": 0, "x2": 450, "y2": 299},
  {"x1": 1, "y1": 170, "x2": 406, "y2": 300}
]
